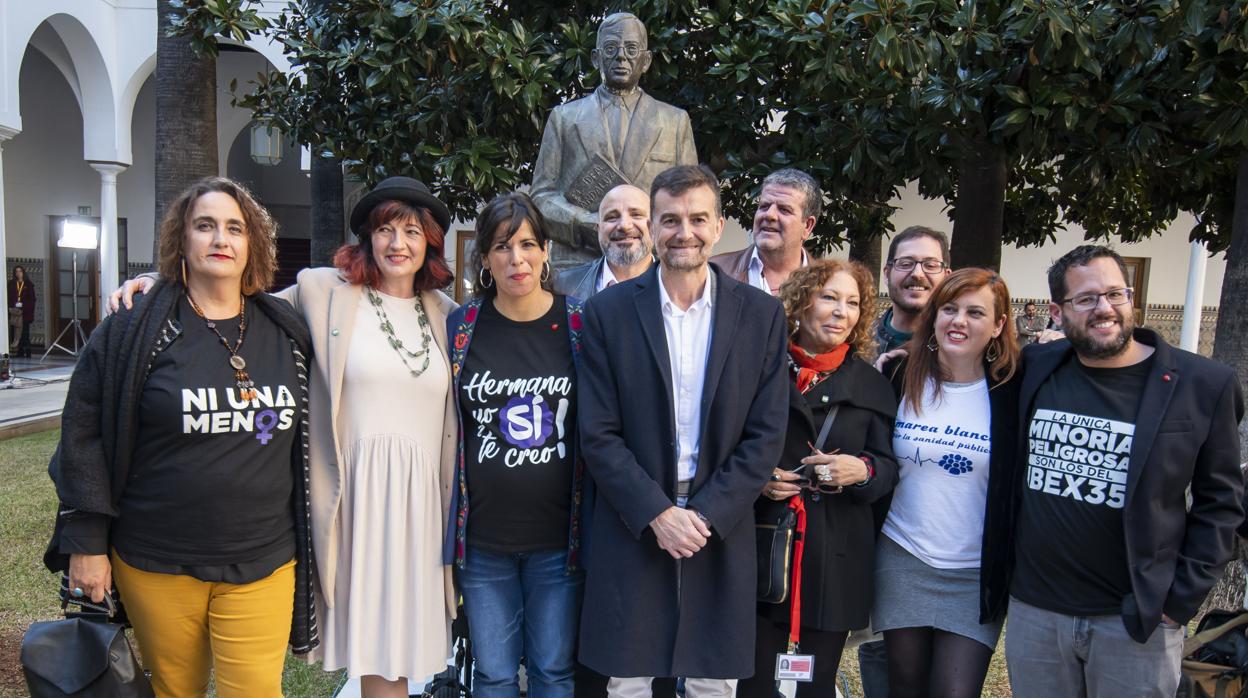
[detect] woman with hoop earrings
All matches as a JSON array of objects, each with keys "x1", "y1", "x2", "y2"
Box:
[
  {"x1": 444, "y1": 192, "x2": 587, "y2": 698},
  {"x1": 873, "y1": 267, "x2": 1022, "y2": 698},
  {"x1": 50, "y1": 177, "x2": 316, "y2": 697}
]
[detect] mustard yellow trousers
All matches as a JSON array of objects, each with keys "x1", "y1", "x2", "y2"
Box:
[{"x1": 111, "y1": 553, "x2": 295, "y2": 698}]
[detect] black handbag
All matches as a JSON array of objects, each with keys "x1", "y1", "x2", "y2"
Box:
[
  {"x1": 756, "y1": 404, "x2": 838, "y2": 604},
  {"x1": 21, "y1": 578, "x2": 153, "y2": 698}
]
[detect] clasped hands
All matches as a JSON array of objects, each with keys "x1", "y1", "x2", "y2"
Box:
[{"x1": 650, "y1": 506, "x2": 711, "y2": 559}]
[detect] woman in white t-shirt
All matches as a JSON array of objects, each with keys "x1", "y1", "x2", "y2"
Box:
[{"x1": 875, "y1": 267, "x2": 1021, "y2": 698}]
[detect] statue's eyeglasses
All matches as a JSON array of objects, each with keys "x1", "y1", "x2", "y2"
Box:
[{"x1": 600, "y1": 43, "x2": 644, "y2": 59}]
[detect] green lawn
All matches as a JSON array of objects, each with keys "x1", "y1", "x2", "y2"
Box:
[{"x1": 0, "y1": 430, "x2": 346, "y2": 697}]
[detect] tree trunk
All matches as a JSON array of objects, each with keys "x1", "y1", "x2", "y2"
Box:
[
  {"x1": 848, "y1": 230, "x2": 882, "y2": 286},
  {"x1": 951, "y1": 140, "x2": 1007, "y2": 271},
  {"x1": 153, "y1": 0, "x2": 218, "y2": 261},
  {"x1": 1203, "y1": 150, "x2": 1248, "y2": 616},
  {"x1": 310, "y1": 155, "x2": 345, "y2": 267}
]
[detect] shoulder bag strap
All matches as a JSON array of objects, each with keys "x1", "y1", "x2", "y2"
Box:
[{"x1": 814, "y1": 404, "x2": 841, "y2": 452}]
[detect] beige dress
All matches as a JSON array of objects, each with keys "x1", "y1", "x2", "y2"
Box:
[{"x1": 313, "y1": 289, "x2": 450, "y2": 681}]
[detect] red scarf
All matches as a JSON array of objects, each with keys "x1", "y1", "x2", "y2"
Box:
[{"x1": 789, "y1": 342, "x2": 850, "y2": 393}]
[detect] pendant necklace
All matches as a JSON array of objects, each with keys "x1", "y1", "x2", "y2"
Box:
[
  {"x1": 186, "y1": 292, "x2": 257, "y2": 400},
  {"x1": 366, "y1": 286, "x2": 433, "y2": 377}
]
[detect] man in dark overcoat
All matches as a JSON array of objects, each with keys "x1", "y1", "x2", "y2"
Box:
[{"x1": 577, "y1": 164, "x2": 788, "y2": 697}]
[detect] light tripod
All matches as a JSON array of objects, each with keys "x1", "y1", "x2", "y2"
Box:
[{"x1": 41, "y1": 219, "x2": 98, "y2": 362}]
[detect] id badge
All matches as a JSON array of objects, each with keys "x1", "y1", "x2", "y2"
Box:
[
  {"x1": 14, "y1": 302, "x2": 20, "y2": 308},
  {"x1": 774, "y1": 653, "x2": 815, "y2": 682}
]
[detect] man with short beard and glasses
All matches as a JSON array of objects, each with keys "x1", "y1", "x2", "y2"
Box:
[
  {"x1": 709, "y1": 168, "x2": 820, "y2": 295},
  {"x1": 1003, "y1": 245, "x2": 1244, "y2": 698},
  {"x1": 875, "y1": 226, "x2": 952, "y2": 355},
  {"x1": 554, "y1": 184, "x2": 654, "y2": 300}
]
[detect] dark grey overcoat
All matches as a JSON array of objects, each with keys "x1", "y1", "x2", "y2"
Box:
[{"x1": 576, "y1": 265, "x2": 788, "y2": 679}]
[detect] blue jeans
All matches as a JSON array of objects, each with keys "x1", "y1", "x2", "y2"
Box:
[
  {"x1": 460, "y1": 546, "x2": 583, "y2": 698},
  {"x1": 857, "y1": 639, "x2": 890, "y2": 698}
]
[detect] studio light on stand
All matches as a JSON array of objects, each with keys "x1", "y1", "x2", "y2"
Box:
[{"x1": 42, "y1": 219, "x2": 99, "y2": 361}]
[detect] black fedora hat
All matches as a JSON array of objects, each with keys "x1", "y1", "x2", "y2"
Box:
[{"x1": 350, "y1": 176, "x2": 451, "y2": 235}]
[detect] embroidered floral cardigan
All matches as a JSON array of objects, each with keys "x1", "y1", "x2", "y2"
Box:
[{"x1": 441, "y1": 295, "x2": 588, "y2": 572}]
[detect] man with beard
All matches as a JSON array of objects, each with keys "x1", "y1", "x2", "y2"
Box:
[
  {"x1": 1004, "y1": 245, "x2": 1243, "y2": 698},
  {"x1": 709, "y1": 168, "x2": 819, "y2": 295},
  {"x1": 577, "y1": 165, "x2": 788, "y2": 697},
  {"x1": 875, "y1": 226, "x2": 952, "y2": 354},
  {"x1": 1015, "y1": 301, "x2": 1048, "y2": 346},
  {"x1": 554, "y1": 184, "x2": 654, "y2": 300}
]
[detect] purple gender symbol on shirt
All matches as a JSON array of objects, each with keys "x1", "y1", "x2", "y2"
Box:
[{"x1": 255, "y1": 409, "x2": 279, "y2": 445}]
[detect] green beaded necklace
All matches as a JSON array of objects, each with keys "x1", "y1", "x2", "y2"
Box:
[{"x1": 365, "y1": 286, "x2": 432, "y2": 377}]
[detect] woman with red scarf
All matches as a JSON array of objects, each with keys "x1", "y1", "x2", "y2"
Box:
[{"x1": 739, "y1": 259, "x2": 899, "y2": 698}]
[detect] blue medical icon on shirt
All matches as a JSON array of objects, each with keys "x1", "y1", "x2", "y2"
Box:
[{"x1": 938, "y1": 452, "x2": 973, "y2": 475}]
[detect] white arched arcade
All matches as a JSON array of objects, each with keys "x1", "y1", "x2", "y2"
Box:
[{"x1": 0, "y1": 0, "x2": 296, "y2": 353}]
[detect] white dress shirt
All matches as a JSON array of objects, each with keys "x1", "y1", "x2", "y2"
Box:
[
  {"x1": 658, "y1": 269, "x2": 716, "y2": 483},
  {"x1": 747, "y1": 247, "x2": 810, "y2": 296},
  {"x1": 596, "y1": 262, "x2": 620, "y2": 292}
]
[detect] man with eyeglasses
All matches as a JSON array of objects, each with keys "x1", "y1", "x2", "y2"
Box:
[
  {"x1": 875, "y1": 226, "x2": 952, "y2": 355},
  {"x1": 532, "y1": 12, "x2": 697, "y2": 258},
  {"x1": 1003, "y1": 245, "x2": 1244, "y2": 698}
]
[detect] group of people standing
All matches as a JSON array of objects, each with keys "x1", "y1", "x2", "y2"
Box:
[{"x1": 47, "y1": 160, "x2": 1243, "y2": 698}]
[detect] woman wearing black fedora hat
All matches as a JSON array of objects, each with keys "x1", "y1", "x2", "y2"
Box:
[{"x1": 112, "y1": 176, "x2": 460, "y2": 697}]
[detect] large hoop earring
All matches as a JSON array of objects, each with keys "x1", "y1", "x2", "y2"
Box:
[
  {"x1": 541, "y1": 261, "x2": 551, "y2": 284},
  {"x1": 985, "y1": 338, "x2": 1001, "y2": 363},
  {"x1": 181, "y1": 258, "x2": 188, "y2": 287},
  {"x1": 478, "y1": 266, "x2": 494, "y2": 289},
  {"x1": 925, "y1": 335, "x2": 938, "y2": 352}
]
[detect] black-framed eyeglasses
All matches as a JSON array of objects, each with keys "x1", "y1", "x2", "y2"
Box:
[
  {"x1": 1060, "y1": 287, "x2": 1133, "y2": 312},
  {"x1": 599, "y1": 43, "x2": 644, "y2": 59},
  {"x1": 888, "y1": 257, "x2": 947, "y2": 274}
]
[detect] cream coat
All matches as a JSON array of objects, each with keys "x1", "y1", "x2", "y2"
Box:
[{"x1": 275, "y1": 267, "x2": 458, "y2": 618}]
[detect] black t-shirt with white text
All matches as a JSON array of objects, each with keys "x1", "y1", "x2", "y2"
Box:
[
  {"x1": 461, "y1": 297, "x2": 577, "y2": 554},
  {"x1": 112, "y1": 295, "x2": 298, "y2": 583},
  {"x1": 1011, "y1": 355, "x2": 1153, "y2": 615}
]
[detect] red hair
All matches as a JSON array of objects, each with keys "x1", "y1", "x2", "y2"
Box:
[
  {"x1": 902, "y1": 267, "x2": 1020, "y2": 414},
  {"x1": 333, "y1": 200, "x2": 453, "y2": 291}
]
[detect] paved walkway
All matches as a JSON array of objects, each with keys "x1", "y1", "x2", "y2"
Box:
[{"x1": 0, "y1": 355, "x2": 75, "y2": 437}]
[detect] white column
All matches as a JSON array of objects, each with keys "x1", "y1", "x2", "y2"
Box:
[
  {"x1": 89, "y1": 162, "x2": 127, "y2": 320},
  {"x1": 0, "y1": 126, "x2": 17, "y2": 355},
  {"x1": 1180, "y1": 240, "x2": 1208, "y2": 352}
]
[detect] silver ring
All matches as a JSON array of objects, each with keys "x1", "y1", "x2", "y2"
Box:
[{"x1": 71, "y1": 586, "x2": 85, "y2": 598}]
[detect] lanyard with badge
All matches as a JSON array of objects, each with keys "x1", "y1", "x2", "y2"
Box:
[
  {"x1": 14, "y1": 280, "x2": 23, "y2": 308},
  {"x1": 774, "y1": 493, "x2": 815, "y2": 683}
]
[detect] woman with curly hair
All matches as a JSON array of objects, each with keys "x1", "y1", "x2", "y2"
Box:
[
  {"x1": 51, "y1": 177, "x2": 316, "y2": 697},
  {"x1": 738, "y1": 258, "x2": 900, "y2": 698},
  {"x1": 873, "y1": 267, "x2": 1021, "y2": 698}
]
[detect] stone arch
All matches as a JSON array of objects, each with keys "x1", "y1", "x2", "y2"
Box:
[{"x1": 17, "y1": 13, "x2": 121, "y2": 162}]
